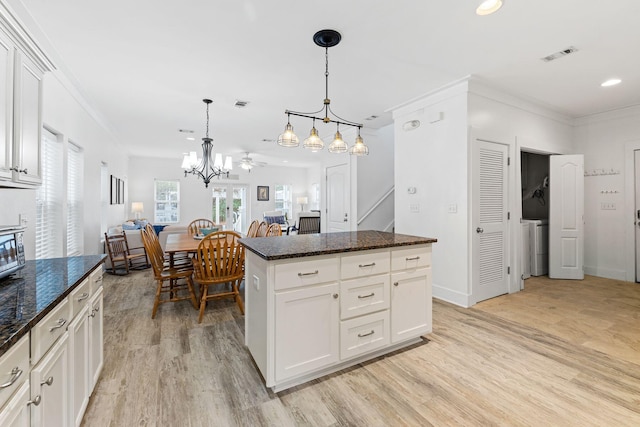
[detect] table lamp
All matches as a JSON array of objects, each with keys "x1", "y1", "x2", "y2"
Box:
[
  {"x1": 131, "y1": 202, "x2": 144, "y2": 220},
  {"x1": 296, "y1": 196, "x2": 308, "y2": 211}
]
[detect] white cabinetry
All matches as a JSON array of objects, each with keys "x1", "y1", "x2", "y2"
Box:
[
  {"x1": 0, "y1": 11, "x2": 49, "y2": 187},
  {"x1": 0, "y1": 381, "x2": 30, "y2": 427},
  {"x1": 88, "y1": 287, "x2": 104, "y2": 390},
  {"x1": 246, "y1": 243, "x2": 432, "y2": 391},
  {"x1": 30, "y1": 332, "x2": 69, "y2": 427}
]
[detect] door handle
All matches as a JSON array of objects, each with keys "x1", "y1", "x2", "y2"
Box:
[{"x1": 476, "y1": 227, "x2": 484, "y2": 234}]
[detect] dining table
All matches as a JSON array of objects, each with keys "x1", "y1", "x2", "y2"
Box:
[{"x1": 164, "y1": 232, "x2": 237, "y2": 267}]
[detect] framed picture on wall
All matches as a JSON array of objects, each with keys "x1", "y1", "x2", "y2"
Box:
[
  {"x1": 257, "y1": 185, "x2": 269, "y2": 201},
  {"x1": 110, "y1": 175, "x2": 117, "y2": 205},
  {"x1": 119, "y1": 179, "x2": 125, "y2": 204}
]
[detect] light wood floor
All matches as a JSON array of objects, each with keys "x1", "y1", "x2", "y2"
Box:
[{"x1": 81, "y1": 271, "x2": 640, "y2": 426}]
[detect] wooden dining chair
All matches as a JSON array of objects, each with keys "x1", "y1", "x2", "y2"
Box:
[
  {"x1": 140, "y1": 225, "x2": 199, "y2": 318},
  {"x1": 104, "y1": 232, "x2": 148, "y2": 275},
  {"x1": 246, "y1": 220, "x2": 260, "y2": 238},
  {"x1": 255, "y1": 221, "x2": 268, "y2": 237},
  {"x1": 265, "y1": 222, "x2": 282, "y2": 236},
  {"x1": 143, "y1": 224, "x2": 191, "y2": 268},
  {"x1": 192, "y1": 231, "x2": 245, "y2": 323},
  {"x1": 188, "y1": 218, "x2": 215, "y2": 236}
]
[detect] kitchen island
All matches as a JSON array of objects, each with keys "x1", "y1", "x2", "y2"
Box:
[{"x1": 240, "y1": 230, "x2": 436, "y2": 392}]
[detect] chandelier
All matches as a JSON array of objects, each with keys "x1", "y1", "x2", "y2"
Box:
[
  {"x1": 181, "y1": 99, "x2": 232, "y2": 188},
  {"x1": 278, "y1": 29, "x2": 369, "y2": 156}
]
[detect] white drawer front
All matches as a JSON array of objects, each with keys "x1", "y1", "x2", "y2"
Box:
[
  {"x1": 391, "y1": 245, "x2": 431, "y2": 271},
  {"x1": 340, "y1": 249, "x2": 390, "y2": 280},
  {"x1": 31, "y1": 298, "x2": 70, "y2": 364},
  {"x1": 90, "y1": 268, "x2": 103, "y2": 294},
  {"x1": 340, "y1": 274, "x2": 390, "y2": 320},
  {"x1": 274, "y1": 256, "x2": 339, "y2": 291},
  {"x1": 340, "y1": 310, "x2": 390, "y2": 360},
  {"x1": 69, "y1": 278, "x2": 91, "y2": 319},
  {"x1": 0, "y1": 335, "x2": 29, "y2": 409}
]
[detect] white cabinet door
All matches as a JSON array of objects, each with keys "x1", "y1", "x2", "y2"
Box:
[
  {"x1": 390, "y1": 268, "x2": 431, "y2": 344},
  {"x1": 0, "y1": 28, "x2": 13, "y2": 182},
  {"x1": 275, "y1": 283, "x2": 339, "y2": 382},
  {"x1": 0, "y1": 381, "x2": 30, "y2": 427},
  {"x1": 88, "y1": 288, "x2": 104, "y2": 390},
  {"x1": 30, "y1": 332, "x2": 69, "y2": 427},
  {"x1": 68, "y1": 305, "x2": 90, "y2": 427},
  {"x1": 12, "y1": 50, "x2": 42, "y2": 185}
]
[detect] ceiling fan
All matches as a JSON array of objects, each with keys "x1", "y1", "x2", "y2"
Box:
[{"x1": 237, "y1": 152, "x2": 267, "y2": 172}]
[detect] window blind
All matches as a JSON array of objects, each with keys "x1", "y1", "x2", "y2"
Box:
[
  {"x1": 36, "y1": 129, "x2": 64, "y2": 259},
  {"x1": 67, "y1": 142, "x2": 84, "y2": 256}
]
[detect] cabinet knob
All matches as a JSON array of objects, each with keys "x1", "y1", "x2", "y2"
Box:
[
  {"x1": 393, "y1": 282, "x2": 399, "y2": 287},
  {"x1": 333, "y1": 293, "x2": 339, "y2": 299},
  {"x1": 41, "y1": 376, "x2": 54, "y2": 386},
  {"x1": 27, "y1": 395, "x2": 42, "y2": 406}
]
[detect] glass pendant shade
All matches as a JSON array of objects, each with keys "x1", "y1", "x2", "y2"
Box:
[
  {"x1": 348, "y1": 134, "x2": 369, "y2": 156},
  {"x1": 278, "y1": 123, "x2": 299, "y2": 147},
  {"x1": 328, "y1": 130, "x2": 348, "y2": 153},
  {"x1": 476, "y1": 0, "x2": 503, "y2": 15},
  {"x1": 303, "y1": 126, "x2": 325, "y2": 152}
]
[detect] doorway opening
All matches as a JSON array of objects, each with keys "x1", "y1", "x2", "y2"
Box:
[
  {"x1": 521, "y1": 151, "x2": 550, "y2": 279},
  {"x1": 211, "y1": 184, "x2": 248, "y2": 234}
]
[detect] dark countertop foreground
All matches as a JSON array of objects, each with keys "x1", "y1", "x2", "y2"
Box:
[
  {"x1": 239, "y1": 230, "x2": 437, "y2": 261},
  {"x1": 0, "y1": 255, "x2": 105, "y2": 357}
]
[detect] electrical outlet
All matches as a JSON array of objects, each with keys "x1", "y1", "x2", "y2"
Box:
[
  {"x1": 410, "y1": 204, "x2": 420, "y2": 213},
  {"x1": 19, "y1": 213, "x2": 27, "y2": 226},
  {"x1": 600, "y1": 203, "x2": 616, "y2": 210}
]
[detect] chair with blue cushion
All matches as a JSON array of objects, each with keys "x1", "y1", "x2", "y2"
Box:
[{"x1": 188, "y1": 218, "x2": 215, "y2": 236}]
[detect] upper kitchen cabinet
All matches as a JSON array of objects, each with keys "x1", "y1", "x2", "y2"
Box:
[{"x1": 0, "y1": 7, "x2": 52, "y2": 188}]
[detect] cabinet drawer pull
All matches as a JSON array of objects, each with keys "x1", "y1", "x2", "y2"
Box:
[
  {"x1": 357, "y1": 292, "x2": 375, "y2": 299},
  {"x1": 49, "y1": 318, "x2": 67, "y2": 332},
  {"x1": 27, "y1": 395, "x2": 41, "y2": 406},
  {"x1": 41, "y1": 376, "x2": 53, "y2": 386},
  {"x1": 405, "y1": 256, "x2": 420, "y2": 261},
  {"x1": 358, "y1": 330, "x2": 375, "y2": 338},
  {"x1": 19, "y1": 168, "x2": 28, "y2": 174},
  {"x1": 298, "y1": 270, "x2": 319, "y2": 277},
  {"x1": 77, "y1": 292, "x2": 90, "y2": 302},
  {"x1": 358, "y1": 262, "x2": 376, "y2": 268},
  {"x1": 0, "y1": 367, "x2": 22, "y2": 388}
]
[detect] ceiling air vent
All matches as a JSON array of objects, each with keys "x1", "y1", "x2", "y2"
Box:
[
  {"x1": 234, "y1": 100, "x2": 249, "y2": 108},
  {"x1": 541, "y1": 46, "x2": 579, "y2": 62},
  {"x1": 364, "y1": 115, "x2": 379, "y2": 121}
]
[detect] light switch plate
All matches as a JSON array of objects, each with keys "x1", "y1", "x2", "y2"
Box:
[{"x1": 410, "y1": 204, "x2": 420, "y2": 213}]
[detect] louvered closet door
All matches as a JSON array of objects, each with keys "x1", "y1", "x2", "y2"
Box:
[{"x1": 473, "y1": 139, "x2": 509, "y2": 302}]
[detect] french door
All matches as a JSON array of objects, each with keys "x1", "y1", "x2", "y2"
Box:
[{"x1": 211, "y1": 184, "x2": 248, "y2": 233}]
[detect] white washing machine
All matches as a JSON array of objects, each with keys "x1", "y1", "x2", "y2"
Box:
[{"x1": 521, "y1": 219, "x2": 548, "y2": 277}]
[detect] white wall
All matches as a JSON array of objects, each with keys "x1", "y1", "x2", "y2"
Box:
[
  {"x1": 357, "y1": 124, "x2": 395, "y2": 231},
  {"x1": 128, "y1": 156, "x2": 310, "y2": 231},
  {"x1": 574, "y1": 105, "x2": 640, "y2": 281},
  {"x1": 393, "y1": 80, "x2": 470, "y2": 306}
]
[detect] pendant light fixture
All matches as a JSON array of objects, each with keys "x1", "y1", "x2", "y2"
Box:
[
  {"x1": 182, "y1": 99, "x2": 232, "y2": 188},
  {"x1": 278, "y1": 29, "x2": 369, "y2": 156}
]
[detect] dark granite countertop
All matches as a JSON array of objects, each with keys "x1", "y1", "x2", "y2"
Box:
[
  {"x1": 0, "y1": 255, "x2": 105, "y2": 357},
  {"x1": 239, "y1": 230, "x2": 437, "y2": 261}
]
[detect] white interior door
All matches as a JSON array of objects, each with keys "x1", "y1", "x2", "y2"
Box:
[
  {"x1": 326, "y1": 164, "x2": 350, "y2": 232},
  {"x1": 473, "y1": 139, "x2": 509, "y2": 303},
  {"x1": 634, "y1": 150, "x2": 640, "y2": 281},
  {"x1": 549, "y1": 154, "x2": 584, "y2": 279}
]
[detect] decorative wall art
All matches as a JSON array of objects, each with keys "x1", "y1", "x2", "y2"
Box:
[{"x1": 257, "y1": 185, "x2": 269, "y2": 201}]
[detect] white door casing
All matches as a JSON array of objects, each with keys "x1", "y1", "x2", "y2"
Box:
[
  {"x1": 635, "y1": 150, "x2": 640, "y2": 282},
  {"x1": 326, "y1": 164, "x2": 350, "y2": 232},
  {"x1": 472, "y1": 139, "x2": 509, "y2": 303},
  {"x1": 549, "y1": 154, "x2": 584, "y2": 280}
]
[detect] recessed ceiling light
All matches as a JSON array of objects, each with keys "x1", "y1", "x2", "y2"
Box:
[
  {"x1": 186, "y1": 137, "x2": 195, "y2": 141},
  {"x1": 601, "y1": 78, "x2": 621, "y2": 87},
  {"x1": 476, "y1": 0, "x2": 503, "y2": 16},
  {"x1": 282, "y1": 160, "x2": 288, "y2": 163}
]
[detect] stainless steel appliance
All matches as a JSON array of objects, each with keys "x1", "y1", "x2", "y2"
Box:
[{"x1": 0, "y1": 226, "x2": 26, "y2": 280}]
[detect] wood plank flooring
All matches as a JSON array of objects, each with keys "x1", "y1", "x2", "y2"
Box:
[{"x1": 81, "y1": 271, "x2": 640, "y2": 426}]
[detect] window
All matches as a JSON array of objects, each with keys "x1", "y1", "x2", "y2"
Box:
[
  {"x1": 274, "y1": 184, "x2": 292, "y2": 219},
  {"x1": 154, "y1": 180, "x2": 180, "y2": 223},
  {"x1": 36, "y1": 129, "x2": 64, "y2": 259},
  {"x1": 67, "y1": 142, "x2": 84, "y2": 256}
]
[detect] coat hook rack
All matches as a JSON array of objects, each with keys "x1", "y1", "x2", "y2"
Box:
[{"x1": 584, "y1": 168, "x2": 620, "y2": 177}]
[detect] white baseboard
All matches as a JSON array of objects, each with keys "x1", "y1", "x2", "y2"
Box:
[
  {"x1": 432, "y1": 284, "x2": 471, "y2": 308},
  {"x1": 583, "y1": 265, "x2": 628, "y2": 281}
]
